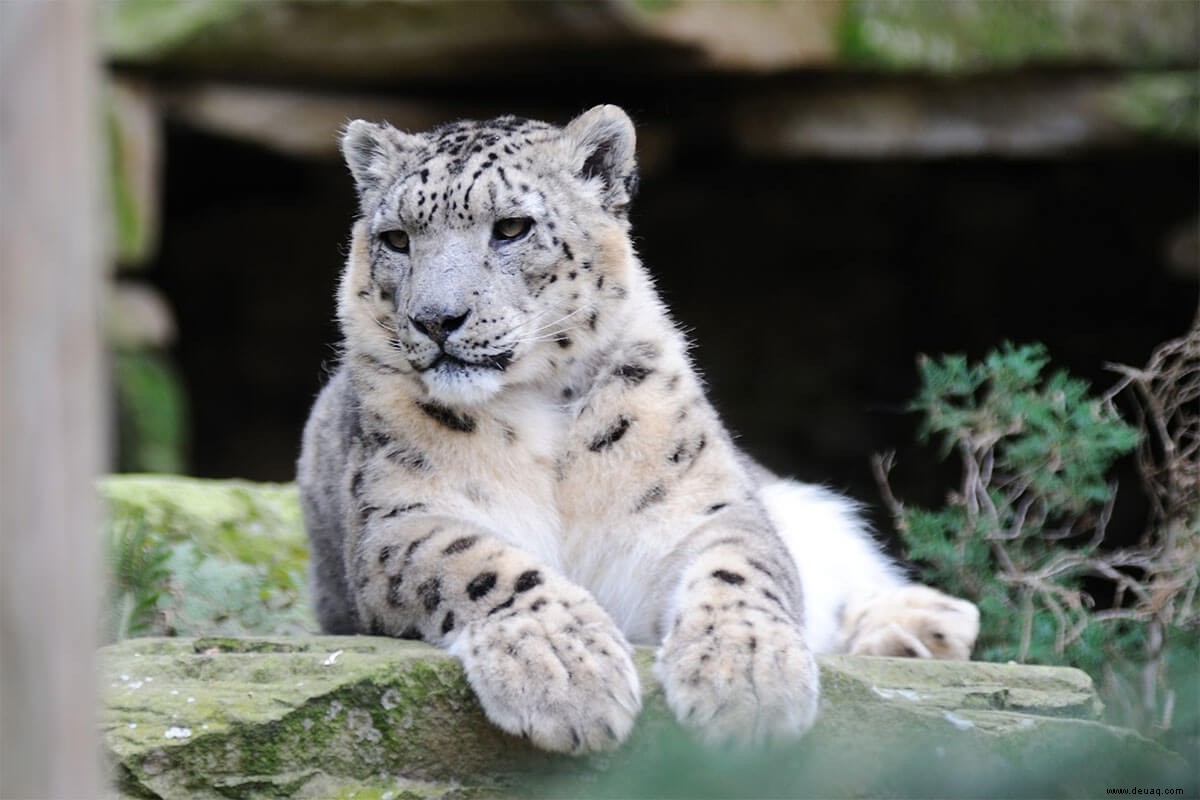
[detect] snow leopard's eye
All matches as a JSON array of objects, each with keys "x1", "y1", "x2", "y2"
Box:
[
  {"x1": 380, "y1": 229, "x2": 410, "y2": 254},
  {"x1": 492, "y1": 217, "x2": 533, "y2": 242}
]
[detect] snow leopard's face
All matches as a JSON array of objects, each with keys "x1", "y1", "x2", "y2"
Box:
[{"x1": 338, "y1": 107, "x2": 639, "y2": 407}]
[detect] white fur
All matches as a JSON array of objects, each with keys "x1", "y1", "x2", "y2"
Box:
[
  {"x1": 420, "y1": 361, "x2": 505, "y2": 407},
  {"x1": 760, "y1": 480, "x2": 906, "y2": 654}
]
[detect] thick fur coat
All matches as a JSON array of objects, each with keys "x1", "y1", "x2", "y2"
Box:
[{"x1": 298, "y1": 105, "x2": 978, "y2": 753}]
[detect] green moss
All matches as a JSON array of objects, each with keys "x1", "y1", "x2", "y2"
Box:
[
  {"x1": 102, "y1": 637, "x2": 543, "y2": 798},
  {"x1": 101, "y1": 476, "x2": 298, "y2": 548},
  {"x1": 631, "y1": 0, "x2": 681, "y2": 11},
  {"x1": 314, "y1": 778, "x2": 478, "y2": 800},
  {"x1": 839, "y1": 0, "x2": 1199, "y2": 73},
  {"x1": 193, "y1": 637, "x2": 311, "y2": 654},
  {"x1": 107, "y1": 111, "x2": 146, "y2": 267},
  {"x1": 100, "y1": 476, "x2": 315, "y2": 639},
  {"x1": 101, "y1": 0, "x2": 256, "y2": 59},
  {"x1": 1104, "y1": 72, "x2": 1200, "y2": 142},
  {"x1": 103, "y1": 637, "x2": 1198, "y2": 799}
]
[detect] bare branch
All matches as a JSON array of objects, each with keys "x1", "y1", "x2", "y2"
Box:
[{"x1": 870, "y1": 452, "x2": 904, "y2": 520}]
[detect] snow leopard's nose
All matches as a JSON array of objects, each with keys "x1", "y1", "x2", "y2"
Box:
[{"x1": 409, "y1": 308, "x2": 470, "y2": 346}]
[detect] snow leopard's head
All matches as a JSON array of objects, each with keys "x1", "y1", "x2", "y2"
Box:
[{"x1": 338, "y1": 105, "x2": 640, "y2": 407}]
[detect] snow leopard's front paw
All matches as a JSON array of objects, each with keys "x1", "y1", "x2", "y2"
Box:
[
  {"x1": 656, "y1": 603, "x2": 819, "y2": 749},
  {"x1": 842, "y1": 584, "x2": 979, "y2": 660},
  {"x1": 451, "y1": 580, "x2": 641, "y2": 754}
]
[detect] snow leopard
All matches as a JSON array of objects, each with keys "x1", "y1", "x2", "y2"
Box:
[{"x1": 297, "y1": 104, "x2": 979, "y2": 754}]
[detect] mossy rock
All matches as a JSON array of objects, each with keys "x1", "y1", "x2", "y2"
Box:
[
  {"x1": 102, "y1": 0, "x2": 1199, "y2": 82},
  {"x1": 97, "y1": 477, "x2": 1195, "y2": 796},
  {"x1": 1103, "y1": 72, "x2": 1200, "y2": 144},
  {"x1": 100, "y1": 637, "x2": 1192, "y2": 799},
  {"x1": 839, "y1": 0, "x2": 1199, "y2": 73},
  {"x1": 100, "y1": 475, "x2": 316, "y2": 641}
]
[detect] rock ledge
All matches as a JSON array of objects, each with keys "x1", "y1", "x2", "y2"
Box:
[{"x1": 101, "y1": 636, "x2": 1186, "y2": 799}]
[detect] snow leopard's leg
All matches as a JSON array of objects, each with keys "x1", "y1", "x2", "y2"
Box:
[
  {"x1": 350, "y1": 513, "x2": 641, "y2": 754},
  {"x1": 654, "y1": 503, "x2": 819, "y2": 747},
  {"x1": 298, "y1": 370, "x2": 359, "y2": 634}
]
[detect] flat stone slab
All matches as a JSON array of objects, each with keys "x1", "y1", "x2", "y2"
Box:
[{"x1": 100, "y1": 636, "x2": 1189, "y2": 799}]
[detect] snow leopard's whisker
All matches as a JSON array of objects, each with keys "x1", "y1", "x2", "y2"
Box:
[
  {"x1": 364, "y1": 307, "x2": 397, "y2": 336},
  {"x1": 504, "y1": 309, "x2": 564, "y2": 340},
  {"x1": 508, "y1": 306, "x2": 590, "y2": 342},
  {"x1": 506, "y1": 324, "x2": 583, "y2": 348},
  {"x1": 504, "y1": 308, "x2": 558, "y2": 337}
]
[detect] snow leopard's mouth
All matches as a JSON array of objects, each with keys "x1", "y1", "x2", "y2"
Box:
[
  {"x1": 419, "y1": 350, "x2": 514, "y2": 375},
  {"x1": 414, "y1": 349, "x2": 514, "y2": 407}
]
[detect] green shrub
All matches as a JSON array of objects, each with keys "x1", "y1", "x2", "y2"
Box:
[{"x1": 875, "y1": 335, "x2": 1199, "y2": 757}]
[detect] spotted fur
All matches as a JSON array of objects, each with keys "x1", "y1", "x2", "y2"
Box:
[{"x1": 298, "y1": 105, "x2": 978, "y2": 754}]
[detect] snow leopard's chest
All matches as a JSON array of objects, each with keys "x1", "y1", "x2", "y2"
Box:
[{"x1": 366, "y1": 380, "x2": 697, "y2": 641}]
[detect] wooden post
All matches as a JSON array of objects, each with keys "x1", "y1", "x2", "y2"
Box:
[{"x1": 1, "y1": 2, "x2": 105, "y2": 797}]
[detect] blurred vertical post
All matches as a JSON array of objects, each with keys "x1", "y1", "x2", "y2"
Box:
[{"x1": 1, "y1": 1, "x2": 105, "y2": 797}]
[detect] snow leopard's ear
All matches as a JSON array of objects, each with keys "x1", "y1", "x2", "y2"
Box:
[
  {"x1": 341, "y1": 119, "x2": 423, "y2": 204},
  {"x1": 564, "y1": 105, "x2": 639, "y2": 216}
]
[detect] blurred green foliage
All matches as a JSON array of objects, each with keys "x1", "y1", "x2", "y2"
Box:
[
  {"x1": 108, "y1": 109, "x2": 146, "y2": 267},
  {"x1": 106, "y1": 512, "x2": 174, "y2": 641},
  {"x1": 531, "y1": 700, "x2": 1194, "y2": 799},
  {"x1": 113, "y1": 349, "x2": 188, "y2": 474}
]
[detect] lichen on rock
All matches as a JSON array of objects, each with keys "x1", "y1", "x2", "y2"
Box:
[{"x1": 100, "y1": 636, "x2": 1192, "y2": 799}]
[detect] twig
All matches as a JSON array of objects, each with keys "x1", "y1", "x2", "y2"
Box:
[{"x1": 870, "y1": 452, "x2": 905, "y2": 519}]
